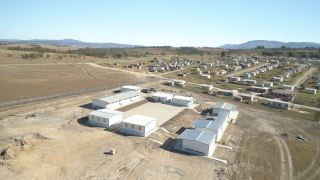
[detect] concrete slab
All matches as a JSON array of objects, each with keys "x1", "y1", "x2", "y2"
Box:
[{"x1": 123, "y1": 102, "x2": 186, "y2": 126}]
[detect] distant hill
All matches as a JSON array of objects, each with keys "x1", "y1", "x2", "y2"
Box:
[
  {"x1": 0, "y1": 39, "x2": 143, "y2": 48},
  {"x1": 219, "y1": 40, "x2": 320, "y2": 49}
]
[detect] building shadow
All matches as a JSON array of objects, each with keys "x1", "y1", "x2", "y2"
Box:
[
  {"x1": 77, "y1": 116, "x2": 104, "y2": 128},
  {"x1": 78, "y1": 103, "x2": 96, "y2": 110},
  {"x1": 160, "y1": 137, "x2": 178, "y2": 151},
  {"x1": 175, "y1": 127, "x2": 187, "y2": 135},
  {"x1": 160, "y1": 138, "x2": 195, "y2": 156}
]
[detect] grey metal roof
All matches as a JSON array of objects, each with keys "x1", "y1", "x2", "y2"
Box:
[
  {"x1": 178, "y1": 129, "x2": 216, "y2": 145},
  {"x1": 93, "y1": 91, "x2": 140, "y2": 104},
  {"x1": 194, "y1": 111, "x2": 229, "y2": 131},
  {"x1": 89, "y1": 109, "x2": 122, "y2": 118},
  {"x1": 212, "y1": 102, "x2": 237, "y2": 111}
]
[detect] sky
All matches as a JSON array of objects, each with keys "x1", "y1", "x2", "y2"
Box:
[{"x1": 0, "y1": 0, "x2": 319, "y2": 47}]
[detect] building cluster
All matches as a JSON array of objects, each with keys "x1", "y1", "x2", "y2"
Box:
[
  {"x1": 148, "y1": 58, "x2": 196, "y2": 73},
  {"x1": 151, "y1": 92, "x2": 194, "y2": 107},
  {"x1": 177, "y1": 102, "x2": 238, "y2": 156},
  {"x1": 88, "y1": 85, "x2": 194, "y2": 137}
]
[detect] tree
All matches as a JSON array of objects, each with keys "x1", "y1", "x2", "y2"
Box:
[
  {"x1": 221, "y1": 51, "x2": 226, "y2": 57},
  {"x1": 255, "y1": 46, "x2": 265, "y2": 49}
]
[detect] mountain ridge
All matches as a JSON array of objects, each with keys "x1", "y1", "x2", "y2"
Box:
[
  {"x1": 0, "y1": 39, "x2": 143, "y2": 48},
  {"x1": 219, "y1": 40, "x2": 320, "y2": 49}
]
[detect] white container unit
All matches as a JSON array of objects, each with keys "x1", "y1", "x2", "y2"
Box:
[
  {"x1": 178, "y1": 129, "x2": 216, "y2": 156},
  {"x1": 88, "y1": 109, "x2": 123, "y2": 128},
  {"x1": 121, "y1": 115, "x2": 156, "y2": 137}
]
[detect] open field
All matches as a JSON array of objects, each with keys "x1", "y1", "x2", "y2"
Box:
[{"x1": 0, "y1": 63, "x2": 146, "y2": 102}]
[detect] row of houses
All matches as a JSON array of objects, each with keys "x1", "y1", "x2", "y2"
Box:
[
  {"x1": 151, "y1": 92, "x2": 194, "y2": 107},
  {"x1": 148, "y1": 58, "x2": 196, "y2": 73},
  {"x1": 177, "y1": 102, "x2": 239, "y2": 156},
  {"x1": 243, "y1": 63, "x2": 279, "y2": 79}
]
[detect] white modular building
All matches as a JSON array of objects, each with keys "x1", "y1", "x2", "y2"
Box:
[
  {"x1": 173, "y1": 79, "x2": 186, "y2": 86},
  {"x1": 120, "y1": 85, "x2": 141, "y2": 92},
  {"x1": 282, "y1": 84, "x2": 295, "y2": 91},
  {"x1": 193, "y1": 114, "x2": 229, "y2": 142},
  {"x1": 92, "y1": 91, "x2": 140, "y2": 109},
  {"x1": 304, "y1": 88, "x2": 317, "y2": 94},
  {"x1": 151, "y1": 92, "x2": 173, "y2": 103},
  {"x1": 200, "y1": 84, "x2": 213, "y2": 91},
  {"x1": 178, "y1": 129, "x2": 216, "y2": 156},
  {"x1": 88, "y1": 109, "x2": 123, "y2": 128},
  {"x1": 267, "y1": 99, "x2": 291, "y2": 110},
  {"x1": 171, "y1": 95, "x2": 193, "y2": 107},
  {"x1": 212, "y1": 102, "x2": 239, "y2": 121},
  {"x1": 121, "y1": 115, "x2": 156, "y2": 137}
]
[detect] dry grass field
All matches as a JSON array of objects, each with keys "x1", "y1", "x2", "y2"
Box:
[{"x1": 0, "y1": 63, "x2": 143, "y2": 102}]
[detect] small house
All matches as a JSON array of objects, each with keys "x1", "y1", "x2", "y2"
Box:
[
  {"x1": 273, "y1": 77, "x2": 284, "y2": 83},
  {"x1": 282, "y1": 85, "x2": 295, "y2": 91},
  {"x1": 216, "y1": 89, "x2": 239, "y2": 97},
  {"x1": 267, "y1": 99, "x2": 291, "y2": 110},
  {"x1": 262, "y1": 81, "x2": 273, "y2": 88},
  {"x1": 92, "y1": 91, "x2": 141, "y2": 109},
  {"x1": 248, "y1": 86, "x2": 270, "y2": 94},
  {"x1": 200, "y1": 84, "x2": 213, "y2": 91},
  {"x1": 151, "y1": 92, "x2": 173, "y2": 103},
  {"x1": 88, "y1": 109, "x2": 123, "y2": 128},
  {"x1": 178, "y1": 129, "x2": 216, "y2": 156},
  {"x1": 171, "y1": 95, "x2": 193, "y2": 107},
  {"x1": 121, "y1": 115, "x2": 156, "y2": 137},
  {"x1": 304, "y1": 88, "x2": 317, "y2": 94},
  {"x1": 272, "y1": 89, "x2": 295, "y2": 101},
  {"x1": 120, "y1": 85, "x2": 141, "y2": 92},
  {"x1": 243, "y1": 72, "x2": 251, "y2": 79}
]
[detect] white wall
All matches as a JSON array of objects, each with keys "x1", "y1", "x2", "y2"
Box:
[
  {"x1": 98, "y1": 94, "x2": 141, "y2": 110},
  {"x1": 121, "y1": 120, "x2": 156, "y2": 137},
  {"x1": 144, "y1": 121, "x2": 156, "y2": 135},
  {"x1": 172, "y1": 98, "x2": 192, "y2": 107},
  {"x1": 88, "y1": 114, "x2": 122, "y2": 127}
]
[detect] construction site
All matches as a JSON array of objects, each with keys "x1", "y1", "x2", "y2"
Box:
[{"x1": 0, "y1": 44, "x2": 320, "y2": 180}]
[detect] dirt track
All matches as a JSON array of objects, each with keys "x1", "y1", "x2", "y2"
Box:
[{"x1": 292, "y1": 67, "x2": 316, "y2": 87}]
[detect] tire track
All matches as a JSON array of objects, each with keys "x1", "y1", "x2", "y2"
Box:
[{"x1": 275, "y1": 136, "x2": 293, "y2": 180}]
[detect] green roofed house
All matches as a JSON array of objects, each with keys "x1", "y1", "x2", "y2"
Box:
[
  {"x1": 262, "y1": 81, "x2": 273, "y2": 88},
  {"x1": 243, "y1": 72, "x2": 251, "y2": 79}
]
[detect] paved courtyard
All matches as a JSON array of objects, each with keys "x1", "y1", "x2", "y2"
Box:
[{"x1": 123, "y1": 102, "x2": 189, "y2": 126}]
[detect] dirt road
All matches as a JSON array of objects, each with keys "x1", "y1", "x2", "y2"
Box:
[
  {"x1": 292, "y1": 67, "x2": 316, "y2": 87},
  {"x1": 226, "y1": 63, "x2": 270, "y2": 77}
]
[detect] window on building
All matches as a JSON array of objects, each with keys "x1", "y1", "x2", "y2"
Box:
[
  {"x1": 138, "y1": 126, "x2": 142, "y2": 130},
  {"x1": 125, "y1": 123, "x2": 128, "y2": 127},
  {"x1": 131, "y1": 124, "x2": 134, "y2": 129}
]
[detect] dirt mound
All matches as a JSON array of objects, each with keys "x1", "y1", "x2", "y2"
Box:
[{"x1": 0, "y1": 133, "x2": 49, "y2": 160}]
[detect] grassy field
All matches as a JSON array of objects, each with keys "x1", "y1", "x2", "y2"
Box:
[
  {"x1": 293, "y1": 91, "x2": 320, "y2": 107},
  {"x1": 0, "y1": 64, "x2": 142, "y2": 102}
]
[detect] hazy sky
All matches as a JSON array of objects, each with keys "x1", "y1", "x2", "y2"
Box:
[{"x1": 1, "y1": 0, "x2": 319, "y2": 47}]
